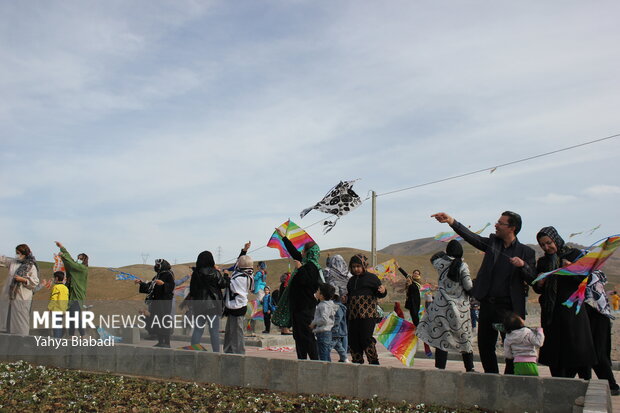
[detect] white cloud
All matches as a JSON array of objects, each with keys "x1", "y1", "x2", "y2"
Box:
[
  {"x1": 584, "y1": 185, "x2": 620, "y2": 196},
  {"x1": 534, "y1": 193, "x2": 579, "y2": 204},
  {"x1": 2, "y1": 1, "x2": 620, "y2": 266}
]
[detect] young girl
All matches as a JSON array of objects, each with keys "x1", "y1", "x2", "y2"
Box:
[
  {"x1": 345, "y1": 254, "x2": 387, "y2": 365},
  {"x1": 503, "y1": 312, "x2": 545, "y2": 376}
]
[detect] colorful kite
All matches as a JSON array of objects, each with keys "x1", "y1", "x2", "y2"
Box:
[
  {"x1": 418, "y1": 283, "x2": 433, "y2": 319},
  {"x1": 107, "y1": 268, "x2": 142, "y2": 281},
  {"x1": 299, "y1": 180, "x2": 362, "y2": 233},
  {"x1": 174, "y1": 285, "x2": 189, "y2": 298},
  {"x1": 375, "y1": 312, "x2": 418, "y2": 367},
  {"x1": 369, "y1": 259, "x2": 398, "y2": 282},
  {"x1": 247, "y1": 299, "x2": 264, "y2": 321},
  {"x1": 531, "y1": 235, "x2": 620, "y2": 313},
  {"x1": 179, "y1": 344, "x2": 208, "y2": 351},
  {"x1": 267, "y1": 219, "x2": 315, "y2": 258},
  {"x1": 434, "y1": 223, "x2": 491, "y2": 242},
  {"x1": 53, "y1": 253, "x2": 65, "y2": 273}
]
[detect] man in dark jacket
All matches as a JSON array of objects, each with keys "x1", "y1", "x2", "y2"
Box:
[{"x1": 432, "y1": 211, "x2": 536, "y2": 374}]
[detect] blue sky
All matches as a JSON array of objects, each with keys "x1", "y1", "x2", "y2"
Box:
[{"x1": 1, "y1": 1, "x2": 620, "y2": 267}]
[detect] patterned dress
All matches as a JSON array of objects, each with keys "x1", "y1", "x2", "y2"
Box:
[{"x1": 416, "y1": 255, "x2": 473, "y2": 353}]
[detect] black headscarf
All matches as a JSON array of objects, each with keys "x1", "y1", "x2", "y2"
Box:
[
  {"x1": 154, "y1": 258, "x2": 172, "y2": 273},
  {"x1": 195, "y1": 251, "x2": 215, "y2": 269},
  {"x1": 446, "y1": 240, "x2": 463, "y2": 282}
]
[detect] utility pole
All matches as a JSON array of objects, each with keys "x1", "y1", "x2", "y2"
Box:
[
  {"x1": 217, "y1": 246, "x2": 222, "y2": 264},
  {"x1": 371, "y1": 190, "x2": 377, "y2": 267},
  {"x1": 141, "y1": 253, "x2": 150, "y2": 265}
]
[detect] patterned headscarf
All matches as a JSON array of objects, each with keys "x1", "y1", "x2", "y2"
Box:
[
  {"x1": 11, "y1": 253, "x2": 38, "y2": 300},
  {"x1": 302, "y1": 244, "x2": 321, "y2": 270},
  {"x1": 349, "y1": 253, "x2": 369, "y2": 272},
  {"x1": 537, "y1": 226, "x2": 566, "y2": 256}
]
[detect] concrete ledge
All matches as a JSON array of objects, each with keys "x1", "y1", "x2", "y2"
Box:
[
  {"x1": 0, "y1": 333, "x2": 609, "y2": 413},
  {"x1": 583, "y1": 379, "x2": 611, "y2": 413}
]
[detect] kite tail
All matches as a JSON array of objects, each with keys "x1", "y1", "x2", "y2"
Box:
[
  {"x1": 562, "y1": 277, "x2": 588, "y2": 314},
  {"x1": 323, "y1": 217, "x2": 340, "y2": 234}
]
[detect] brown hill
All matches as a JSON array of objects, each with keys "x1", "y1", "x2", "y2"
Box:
[{"x1": 2, "y1": 238, "x2": 619, "y2": 309}]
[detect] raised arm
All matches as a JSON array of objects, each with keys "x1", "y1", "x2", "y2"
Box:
[
  {"x1": 280, "y1": 235, "x2": 303, "y2": 262},
  {"x1": 432, "y1": 213, "x2": 490, "y2": 252}
]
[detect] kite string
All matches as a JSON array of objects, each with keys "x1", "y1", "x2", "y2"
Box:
[
  {"x1": 375, "y1": 132, "x2": 620, "y2": 198},
  {"x1": 225, "y1": 132, "x2": 619, "y2": 263}
]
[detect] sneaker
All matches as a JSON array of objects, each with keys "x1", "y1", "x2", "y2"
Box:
[
  {"x1": 425, "y1": 351, "x2": 433, "y2": 358},
  {"x1": 611, "y1": 388, "x2": 620, "y2": 396},
  {"x1": 262, "y1": 330, "x2": 269, "y2": 334}
]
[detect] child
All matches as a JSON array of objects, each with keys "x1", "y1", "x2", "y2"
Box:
[
  {"x1": 223, "y1": 255, "x2": 254, "y2": 354},
  {"x1": 48, "y1": 271, "x2": 69, "y2": 338},
  {"x1": 310, "y1": 283, "x2": 337, "y2": 362},
  {"x1": 261, "y1": 286, "x2": 277, "y2": 334},
  {"x1": 503, "y1": 312, "x2": 545, "y2": 376},
  {"x1": 331, "y1": 292, "x2": 349, "y2": 362},
  {"x1": 345, "y1": 254, "x2": 387, "y2": 365}
]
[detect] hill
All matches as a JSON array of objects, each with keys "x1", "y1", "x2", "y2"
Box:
[{"x1": 2, "y1": 237, "x2": 619, "y2": 309}]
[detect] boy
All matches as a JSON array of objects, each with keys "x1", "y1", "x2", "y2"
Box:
[
  {"x1": 261, "y1": 286, "x2": 276, "y2": 334},
  {"x1": 48, "y1": 271, "x2": 69, "y2": 338},
  {"x1": 310, "y1": 283, "x2": 337, "y2": 361},
  {"x1": 331, "y1": 292, "x2": 349, "y2": 362}
]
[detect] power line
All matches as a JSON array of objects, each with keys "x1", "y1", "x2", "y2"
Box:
[
  {"x1": 222, "y1": 132, "x2": 619, "y2": 263},
  {"x1": 376, "y1": 132, "x2": 620, "y2": 198}
]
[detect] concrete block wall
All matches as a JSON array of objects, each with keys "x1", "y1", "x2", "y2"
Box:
[{"x1": 0, "y1": 333, "x2": 609, "y2": 413}]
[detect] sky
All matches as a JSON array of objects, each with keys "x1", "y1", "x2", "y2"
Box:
[{"x1": 1, "y1": 1, "x2": 620, "y2": 267}]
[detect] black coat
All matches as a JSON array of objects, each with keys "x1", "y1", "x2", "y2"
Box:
[
  {"x1": 282, "y1": 237, "x2": 320, "y2": 313},
  {"x1": 451, "y1": 220, "x2": 536, "y2": 318},
  {"x1": 398, "y1": 267, "x2": 421, "y2": 325},
  {"x1": 188, "y1": 267, "x2": 227, "y2": 315},
  {"x1": 534, "y1": 248, "x2": 596, "y2": 370}
]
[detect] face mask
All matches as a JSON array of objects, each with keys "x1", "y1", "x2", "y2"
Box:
[{"x1": 15, "y1": 254, "x2": 24, "y2": 260}]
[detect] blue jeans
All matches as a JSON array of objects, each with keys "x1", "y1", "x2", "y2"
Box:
[
  {"x1": 316, "y1": 331, "x2": 333, "y2": 361},
  {"x1": 332, "y1": 335, "x2": 348, "y2": 361},
  {"x1": 191, "y1": 315, "x2": 221, "y2": 352}
]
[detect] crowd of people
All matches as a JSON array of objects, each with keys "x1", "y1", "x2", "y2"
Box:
[{"x1": 0, "y1": 209, "x2": 618, "y2": 395}]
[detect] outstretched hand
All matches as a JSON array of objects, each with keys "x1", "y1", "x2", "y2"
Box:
[
  {"x1": 431, "y1": 212, "x2": 454, "y2": 225},
  {"x1": 54, "y1": 241, "x2": 63, "y2": 248},
  {"x1": 243, "y1": 241, "x2": 251, "y2": 252},
  {"x1": 275, "y1": 227, "x2": 285, "y2": 238}
]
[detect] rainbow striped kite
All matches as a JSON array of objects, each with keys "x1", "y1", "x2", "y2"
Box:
[
  {"x1": 375, "y1": 312, "x2": 418, "y2": 367},
  {"x1": 267, "y1": 219, "x2": 315, "y2": 258},
  {"x1": 532, "y1": 235, "x2": 620, "y2": 313},
  {"x1": 434, "y1": 223, "x2": 491, "y2": 242}
]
